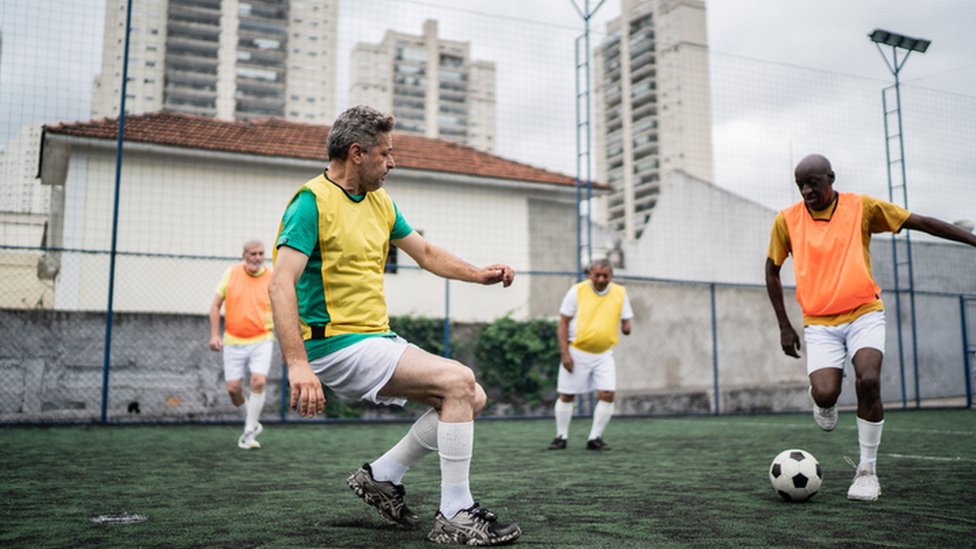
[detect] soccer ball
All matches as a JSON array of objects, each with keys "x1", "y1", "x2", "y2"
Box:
[{"x1": 769, "y1": 449, "x2": 822, "y2": 502}]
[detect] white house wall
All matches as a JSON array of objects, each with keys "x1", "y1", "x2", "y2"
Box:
[{"x1": 50, "y1": 144, "x2": 538, "y2": 320}]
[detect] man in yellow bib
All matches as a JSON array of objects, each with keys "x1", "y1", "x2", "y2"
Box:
[
  {"x1": 548, "y1": 258, "x2": 633, "y2": 451},
  {"x1": 765, "y1": 153, "x2": 976, "y2": 501},
  {"x1": 270, "y1": 105, "x2": 521, "y2": 545},
  {"x1": 209, "y1": 240, "x2": 274, "y2": 450}
]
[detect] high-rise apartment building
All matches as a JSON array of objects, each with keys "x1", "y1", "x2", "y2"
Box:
[
  {"x1": 349, "y1": 20, "x2": 496, "y2": 152},
  {"x1": 91, "y1": 0, "x2": 338, "y2": 123},
  {"x1": 593, "y1": 0, "x2": 712, "y2": 240}
]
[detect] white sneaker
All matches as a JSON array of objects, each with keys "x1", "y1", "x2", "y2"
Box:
[
  {"x1": 238, "y1": 422, "x2": 263, "y2": 450},
  {"x1": 809, "y1": 387, "x2": 838, "y2": 431},
  {"x1": 847, "y1": 462, "x2": 881, "y2": 501}
]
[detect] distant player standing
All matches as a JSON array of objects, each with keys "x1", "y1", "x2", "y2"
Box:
[
  {"x1": 548, "y1": 258, "x2": 633, "y2": 451},
  {"x1": 765, "y1": 153, "x2": 976, "y2": 501},
  {"x1": 209, "y1": 240, "x2": 274, "y2": 450}
]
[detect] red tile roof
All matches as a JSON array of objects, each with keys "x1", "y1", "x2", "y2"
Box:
[{"x1": 44, "y1": 112, "x2": 600, "y2": 189}]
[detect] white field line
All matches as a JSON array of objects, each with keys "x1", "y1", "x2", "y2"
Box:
[{"x1": 662, "y1": 418, "x2": 976, "y2": 437}]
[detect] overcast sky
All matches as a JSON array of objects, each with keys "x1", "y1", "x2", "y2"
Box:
[{"x1": 1, "y1": 0, "x2": 974, "y2": 223}]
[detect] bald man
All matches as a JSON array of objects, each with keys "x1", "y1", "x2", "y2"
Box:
[{"x1": 765, "y1": 153, "x2": 976, "y2": 501}]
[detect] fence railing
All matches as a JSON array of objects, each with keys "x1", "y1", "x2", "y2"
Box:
[{"x1": 2, "y1": 247, "x2": 972, "y2": 425}]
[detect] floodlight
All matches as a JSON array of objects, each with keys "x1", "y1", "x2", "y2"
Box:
[{"x1": 868, "y1": 29, "x2": 930, "y2": 53}]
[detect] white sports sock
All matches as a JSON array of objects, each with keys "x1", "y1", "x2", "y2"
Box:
[
  {"x1": 438, "y1": 420, "x2": 475, "y2": 520},
  {"x1": 856, "y1": 416, "x2": 884, "y2": 471},
  {"x1": 554, "y1": 399, "x2": 574, "y2": 439},
  {"x1": 370, "y1": 408, "x2": 439, "y2": 485},
  {"x1": 588, "y1": 400, "x2": 615, "y2": 440},
  {"x1": 245, "y1": 391, "x2": 265, "y2": 432}
]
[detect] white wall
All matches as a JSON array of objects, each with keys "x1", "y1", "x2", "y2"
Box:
[
  {"x1": 623, "y1": 170, "x2": 794, "y2": 285},
  {"x1": 48, "y1": 144, "x2": 543, "y2": 320}
]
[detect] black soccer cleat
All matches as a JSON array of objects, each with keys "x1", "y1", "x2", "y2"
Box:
[
  {"x1": 586, "y1": 437, "x2": 610, "y2": 451},
  {"x1": 346, "y1": 463, "x2": 422, "y2": 528}
]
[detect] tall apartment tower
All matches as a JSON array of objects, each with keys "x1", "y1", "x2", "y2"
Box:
[
  {"x1": 593, "y1": 0, "x2": 712, "y2": 240},
  {"x1": 91, "y1": 0, "x2": 338, "y2": 123},
  {"x1": 349, "y1": 20, "x2": 496, "y2": 152}
]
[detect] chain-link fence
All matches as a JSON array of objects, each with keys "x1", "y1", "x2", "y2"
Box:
[
  {"x1": 2, "y1": 1, "x2": 975, "y2": 424},
  {"x1": 1, "y1": 256, "x2": 973, "y2": 423}
]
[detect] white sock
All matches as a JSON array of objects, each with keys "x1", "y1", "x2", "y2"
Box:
[
  {"x1": 588, "y1": 400, "x2": 615, "y2": 440},
  {"x1": 554, "y1": 399, "x2": 574, "y2": 439},
  {"x1": 856, "y1": 417, "x2": 884, "y2": 471},
  {"x1": 245, "y1": 391, "x2": 265, "y2": 432},
  {"x1": 370, "y1": 408, "x2": 439, "y2": 485},
  {"x1": 438, "y1": 420, "x2": 475, "y2": 520}
]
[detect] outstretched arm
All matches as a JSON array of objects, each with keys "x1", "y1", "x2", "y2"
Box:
[
  {"x1": 765, "y1": 258, "x2": 801, "y2": 358},
  {"x1": 394, "y1": 231, "x2": 515, "y2": 287},
  {"x1": 269, "y1": 245, "x2": 325, "y2": 417},
  {"x1": 902, "y1": 214, "x2": 976, "y2": 247}
]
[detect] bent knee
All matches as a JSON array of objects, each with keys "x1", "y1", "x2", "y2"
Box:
[
  {"x1": 441, "y1": 363, "x2": 478, "y2": 402},
  {"x1": 473, "y1": 383, "x2": 487, "y2": 414},
  {"x1": 250, "y1": 375, "x2": 267, "y2": 393}
]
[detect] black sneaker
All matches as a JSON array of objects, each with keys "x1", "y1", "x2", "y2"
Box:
[
  {"x1": 547, "y1": 436, "x2": 567, "y2": 450},
  {"x1": 427, "y1": 503, "x2": 522, "y2": 546},
  {"x1": 586, "y1": 437, "x2": 610, "y2": 451},
  {"x1": 346, "y1": 463, "x2": 422, "y2": 528}
]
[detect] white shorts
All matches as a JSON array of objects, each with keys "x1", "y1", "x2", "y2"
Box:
[
  {"x1": 557, "y1": 346, "x2": 616, "y2": 394},
  {"x1": 803, "y1": 310, "x2": 886, "y2": 375},
  {"x1": 309, "y1": 335, "x2": 410, "y2": 406},
  {"x1": 223, "y1": 339, "x2": 273, "y2": 382}
]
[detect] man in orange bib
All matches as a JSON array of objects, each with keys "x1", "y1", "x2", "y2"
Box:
[
  {"x1": 209, "y1": 240, "x2": 274, "y2": 450},
  {"x1": 765, "y1": 154, "x2": 976, "y2": 501}
]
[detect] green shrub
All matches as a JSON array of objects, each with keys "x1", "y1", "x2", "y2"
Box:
[{"x1": 473, "y1": 316, "x2": 561, "y2": 415}]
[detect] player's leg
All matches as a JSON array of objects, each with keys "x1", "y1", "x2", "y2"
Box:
[
  {"x1": 349, "y1": 406, "x2": 438, "y2": 529},
  {"x1": 223, "y1": 345, "x2": 247, "y2": 407},
  {"x1": 380, "y1": 346, "x2": 521, "y2": 545},
  {"x1": 586, "y1": 352, "x2": 616, "y2": 450},
  {"x1": 846, "y1": 311, "x2": 885, "y2": 501},
  {"x1": 313, "y1": 337, "x2": 426, "y2": 527},
  {"x1": 243, "y1": 340, "x2": 272, "y2": 438},
  {"x1": 550, "y1": 393, "x2": 575, "y2": 449},
  {"x1": 804, "y1": 324, "x2": 846, "y2": 431},
  {"x1": 552, "y1": 351, "x2": 588, "y2": 448},
  {"x1": 586, "y1": 393, "x2": 615, "y2": 451}
]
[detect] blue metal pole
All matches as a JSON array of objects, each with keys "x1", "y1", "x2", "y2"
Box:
[
  {"x1": 280, "y1": 361, "x2": 289, "y2": 422},
  {"x1": 443, "y1": 279, "x2": 451, "y2": 358},
  {"x1": 891, "y1": 57, "x2": 921, "y2": 409},
  {"x1": 710, "y1": 283, "x2": 719, "y2": 415},
  {"x1": 961, "y1": 296, "x2": 973, "y2": 409},
  {"x1": 100, "y1": 0, "x2": 134, "y2": 424}
]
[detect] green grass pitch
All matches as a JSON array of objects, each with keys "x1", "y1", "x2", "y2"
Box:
[{"x1": 2, "y1": 410, "x2": 974, "y2": 547}]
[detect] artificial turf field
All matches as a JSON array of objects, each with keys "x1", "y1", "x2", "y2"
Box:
[{"x1": 2, "y1": 409, "x2": 974, "y2": 548}]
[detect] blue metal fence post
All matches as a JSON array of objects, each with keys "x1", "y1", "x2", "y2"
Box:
[
  {"x1": 710, "y1": 283, "x2": 720, "y2": 415},
  {"x1": 961, "y1": 296, "x2": 973, "y2": 409},
  {"x1": 280, "y1": 361, "x2": 289, "y2": 422},
  {"x1": 443, "y1": 279, "x2": 452, "y2": 358},
  {"x1": 100, "y1": 0, "x2": 134, "y2": 424}
]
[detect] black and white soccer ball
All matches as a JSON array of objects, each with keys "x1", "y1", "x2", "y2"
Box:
[{"x1": 769, "y1": 449, "x2": 822, "y2": 502}]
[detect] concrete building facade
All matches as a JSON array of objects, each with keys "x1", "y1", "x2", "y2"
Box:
[
  {"x1": 592, "y1": 0, "x2": 713, "y2": 240},
  {"x1": 349, "y1": 20, "x2": 496, "y2": 152},
  {"x1": 91, "y1": 0, "x2": 338, "y2": 123}
]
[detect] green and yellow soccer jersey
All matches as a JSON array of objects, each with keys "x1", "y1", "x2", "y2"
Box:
[{"x1": 275, "y1": 172, "x2": 413, "y2": 360}]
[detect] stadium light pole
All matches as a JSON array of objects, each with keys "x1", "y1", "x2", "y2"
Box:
[
  {"x1": 570, "y1": 0, "x2": 608, "y2": 280},
  {"x1": 868, "y1": 28, "x2": 930, "y2": 409}
]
